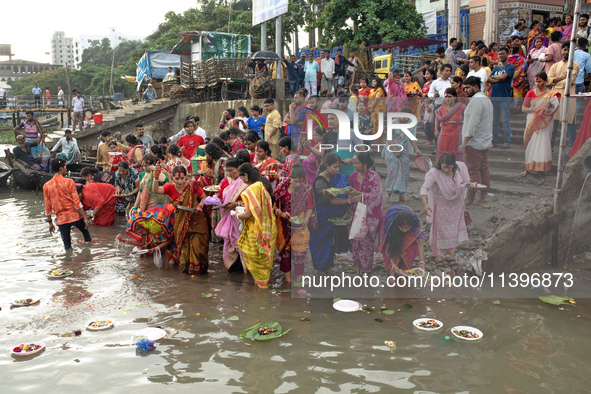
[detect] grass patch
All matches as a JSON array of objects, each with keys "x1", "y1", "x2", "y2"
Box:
[{"x1": 0, "y1": 130, "x2": 15, "y2": 145}]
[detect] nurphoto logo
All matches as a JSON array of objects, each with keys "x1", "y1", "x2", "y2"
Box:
[{"x1": 308, "y1": 109, "x2": 419, "y2": 153}]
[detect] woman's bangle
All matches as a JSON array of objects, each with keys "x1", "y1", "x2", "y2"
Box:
[{"x1": 348, "y1": 197, "x2": 352, "y2": 204}]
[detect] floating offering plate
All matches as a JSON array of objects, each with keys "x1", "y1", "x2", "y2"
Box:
[
  {"x1": 333, "y1": 300, "x2": 363, "y2": 312},
  {"x1": 87, "y1": 319, "x2": 114, "y2": 331},
  {"x1": 12, "y1": 342, "x2": 45, "y2": 356},
  {"x1": 48, "y1": 269, "x2": 73, "y2": 278},
  {"x1": 413, "y1": 318, "x2": 443, "y2": 331},
  {"x1": 132, "y1": 327, "x2": 167, "y2": 342},
  {"x1": 11, "y1": 299, "x2": 40, "y2": 307},
  {"x1": 451, "y1": 326, "x2": 483, "y2": 341},
  {"x1": 240, "y1": 322, "x2": 291, "y2": 341}
]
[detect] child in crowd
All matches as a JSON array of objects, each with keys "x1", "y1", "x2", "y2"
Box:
[
  {"x1": 422, "y1": 98, "x2": 435, "y2": 145},
  {"x1": 108, "y1": 141, "x2": 124, "y2": 171}
]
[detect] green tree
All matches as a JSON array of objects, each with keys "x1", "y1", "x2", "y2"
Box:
[
  {"x1": 316, "y1": 0, "x2": 426, "y2": 47},
  {"x1": 80, "y1": 38, "x2": 113, "y2": 67}
]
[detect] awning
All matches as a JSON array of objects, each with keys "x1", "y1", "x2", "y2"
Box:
[
  {"x1": 172, "y1": 32, "x2": 201, "y2": 55},
  {"x1": 366, "y1": 38, "x2": 446, "y2": 51}
]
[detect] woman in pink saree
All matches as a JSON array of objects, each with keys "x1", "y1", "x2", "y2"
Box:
[
  {"x1": 420, "y1": 152, "x2": 470, "y2": 274},
  {"x1": 348, "y1": 152, "x2": 383, "y2": 276},
  {"x1": 300, "y1": 126, "x2": 326, "y2": 184},
  {"x1": 385, "y1": 71, "x2": 408, "y2": 114},
  {"x1": 214, "y1": 158, "x2": 248, "y2": 271}
]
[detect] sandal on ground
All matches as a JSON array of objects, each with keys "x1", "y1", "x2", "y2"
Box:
[
  {"x1": 448, "y1": 260, "x2": 462, "y2": 276},
  {"x1": 435, "y1": 261, "x2": 446, "y2": 273}
]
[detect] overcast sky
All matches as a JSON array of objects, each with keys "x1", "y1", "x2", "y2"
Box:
[{"x1": 2, "y1": 0, "x2": 200, "y2": 64}]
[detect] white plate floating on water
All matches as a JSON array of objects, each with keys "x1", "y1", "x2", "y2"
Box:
[
  {"x1": 86, "y1": 319, "x2": 114, "y2": 331},
  {"x1": 132, "y1": 327, "x2": 167, "y2": 342},
  {"x1": 131, "y1": 247, "x2": 150, "y2": 256},
  {"x1": 333, "y1": 300, "x2": 363, "y2": 312},
  {"x1": 12, "y1": 341, "x2": 46, "y2": 357},
  {"x1": 413, "y1": 318, "x2": 443, "y2": 331},
  {"x1": 451, "y1": 325, "x2": 483, "y2": 341}
]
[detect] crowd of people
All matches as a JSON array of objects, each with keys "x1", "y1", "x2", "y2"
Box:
[{"x1": 28, "y1": 16, "x2": 591, "y2": 289}]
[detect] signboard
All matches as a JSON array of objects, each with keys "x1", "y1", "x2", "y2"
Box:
[
  {"x1": 201, "y1": 32, "x2": 251, "y2": 61},
  {"x1": 0, "y1": 44, "x2": 13, "y2": 57},
  {"x1": 252, "y1": 0, "x2": 288, "y2": 26}
]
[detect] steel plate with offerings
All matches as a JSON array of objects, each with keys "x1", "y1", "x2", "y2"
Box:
[
  {"x1": 203, "y1": 185, "x2": 221, "y2": 194},
  {"x1": 325, "y1": 186, "x2": 352, "y2": 196},
  {"x1": 108, "y1": 152, "x2": 123, "y2": 156},
  {"x1": 328, "y1": 216, "x2": 352, "y2": 226},
  {"x1": 289, "y1": 216, "x2": 306, "y2": 229}
]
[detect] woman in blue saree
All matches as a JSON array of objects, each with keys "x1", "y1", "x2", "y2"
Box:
[{"x1": 309, "y1": 153, "x2": 350, "y2": 272}]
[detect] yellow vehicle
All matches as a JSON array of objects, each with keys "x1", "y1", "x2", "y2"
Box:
[{"x1": 373, "y1": 54, "x2": 393, "y2": 79}]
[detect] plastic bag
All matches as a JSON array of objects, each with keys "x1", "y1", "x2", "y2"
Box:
[
  {"x1": 153, "y1": 247, "x2": 163, "y2": 269},
  {"x1": 349, "y1": 202, "x2": 368, "y2": 240}
]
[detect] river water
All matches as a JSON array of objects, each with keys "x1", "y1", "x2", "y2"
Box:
[{"x1": 0, "y1": 187, "x2": 590, "y2": 393}]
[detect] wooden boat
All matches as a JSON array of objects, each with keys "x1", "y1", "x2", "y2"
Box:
[
  {"x1": 3, "y1": 149, "x2": 82, "y2": 190},
  {"x1": 0, "y1": 161, "x2": 12, "y2": 188}
]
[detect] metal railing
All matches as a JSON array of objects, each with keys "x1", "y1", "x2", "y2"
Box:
[{"x1": 0, "y1": 94, "x2": 114, "y2": 111}]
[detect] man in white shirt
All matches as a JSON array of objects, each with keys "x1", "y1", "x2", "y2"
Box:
[
  {"x1": 51, "y1": 129, "x2": 80, "y2": 164},
  {"x1": 321, "y1": 51, "x2": 335, "y2": 97},
  {"x1": 163, "y1": 67, "x2": 176, "y2": 82},
  {"x1": 72, "y1": 91, "x2": 85, "y2": 132},
  {"x1": 57, "y1": 86, "x2": 64, "y2": 108},
  {"x1": 445, "y1": 37, "x2": 457, "y2": 56},
  {"x1": 171, "y1": 116, "x2": 207, "y2": 144},
  {"x1": 467, "y1": 56, "x2": 487, "y2": 91},
  {"x1": 427, "y1": 64, "x2": 452, "y2": 105}
]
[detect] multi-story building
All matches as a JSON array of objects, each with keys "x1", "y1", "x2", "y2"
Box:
[
  {"x1": 51, "y1": 31, "x2": 75, "y2": 67},
  {"x1": 73, "y1": 28, "x2": 142, "y2": 68}
]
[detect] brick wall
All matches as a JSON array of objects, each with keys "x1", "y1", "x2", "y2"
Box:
[{"x1": 469, "y1": 10, "x2": 485, "y2": 43}]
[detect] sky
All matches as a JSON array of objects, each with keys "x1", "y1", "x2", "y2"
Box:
[{"x1": 1, "y1": 0, "x2": 200, "y2": 64}]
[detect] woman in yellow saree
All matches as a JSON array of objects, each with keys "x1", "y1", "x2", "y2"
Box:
[
  {"x1": 235, "y1": 164, "x2": 277, "y2": 288},
  {"x1": 368, "y1": 76, "x2": 387, "y2": 137},
  {"x1": 402, "y1": 71, "x2": 423, "y2": 120},
  {"x1": 521, "y1": 72, "x2": 560, "y2": 176}
]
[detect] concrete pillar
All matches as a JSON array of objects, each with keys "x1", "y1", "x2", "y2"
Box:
[
  {"x1": 261, "y1": 22, "x2": 267, "y2": 51},
  {"x1": 484, "y1": 0, "x2": 499, "y2": 44},
  {"x1": 275, "y1": 16, "x2": 285, "y2": 99},
  {"x1": 448, "y1": 0, "x2": 461, "y2": 43}
]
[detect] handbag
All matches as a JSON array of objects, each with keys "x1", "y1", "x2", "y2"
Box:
[
  {"x1": 464, "y1": 210, "x2": 472, "y2": 226},
  {"x1": 349, "y1": 196, "x2": 368, "y2": 240}
]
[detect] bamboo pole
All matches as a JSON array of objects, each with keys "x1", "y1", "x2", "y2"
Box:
[{"x1": 552, "y1": 0, "x2": 581, "y2": 267}]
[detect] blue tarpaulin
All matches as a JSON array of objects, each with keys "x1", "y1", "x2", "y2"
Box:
[{"x1": 136, "y1": 51, "x2": 181, "y2": 90}]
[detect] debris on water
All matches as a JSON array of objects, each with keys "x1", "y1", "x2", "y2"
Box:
[
  {"x1": 201, "y1": 293, "x2": 213, "y2": 298},
  {"x1": 136, "y1": 339, "x2": 155, "y2": 352},
  {"x1": 384, "y1": 341, "x2": 396, "y2": 349}
]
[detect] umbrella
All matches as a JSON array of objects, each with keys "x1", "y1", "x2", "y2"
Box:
[{"x1": 250, "y1": 51, "x2": 281, "y2": 61}]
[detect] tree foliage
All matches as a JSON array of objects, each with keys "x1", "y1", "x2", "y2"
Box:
[{"x1": 316, "y1": 0, "x2": 426, "y2": 47}]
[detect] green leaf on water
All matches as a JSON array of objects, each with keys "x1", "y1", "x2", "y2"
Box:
[
  {"x1": 363, "y1": 307, "x2": 374, "y2": 312},
  {"x1": 228, "y1": 316, "x2": 239, "y2": 321},
  {"x1": 300, "y1": 318, "x2": 310, "y2": 322},
  {"x1": 380, "y1": 309, "x2": 395, "y2": 315},
  {"x1": 333, "y1": 298, "x2": 342, "y2": 303},
  {"x1": 374, "y1": 318, "x2": 384, "y2": 323},
  {"x1": 402, "y1": 304, "x2": 413, "y2": 309},
  {"x1": 538, "y1": 296, "x2": 574, "y2": 306},
  {"x1": 493, "y1": 300, "x2": 501, "y2": 304},
  {"x1": 201, "y1": 293, "x2": 213, "y2": 298},
  {"x1": 239, "y1": 322, "x2": 292, "y2": 341}
]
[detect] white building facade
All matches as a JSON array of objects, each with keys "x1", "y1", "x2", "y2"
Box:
[{"x1": 50, "y1": 31, "x2": 75, "y2": 67}]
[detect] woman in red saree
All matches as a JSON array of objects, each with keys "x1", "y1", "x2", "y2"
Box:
[
  {"x1": 508, "y1": 45, "x2": 527, "y2": 100},
  {"x1": 348, "y1": 152, "x2": 383, "y2": 276},
  {"x1": 435, "y1": 88, "x2": 466, "y2": 162},
  {"x1": 521, "y1": 73, "x2": 560, "y2": 175},
  {"x1": 77, "y1": 182, "x2": 117, "y2": 226},
  {"x1": 152, "y1": 164, "x2": 210, "y2": 275},
  {"x1": 379, "y1": 206, "x2": 426, "y2": 277}
]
